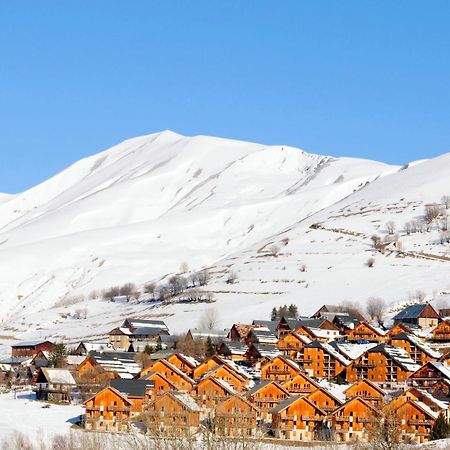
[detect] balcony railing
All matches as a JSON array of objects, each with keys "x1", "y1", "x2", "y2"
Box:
[
  {"x1": 407, "y1": 419, "x2": 434, "y2": 426},
  {"x1": 301, "y1": 415, "x2": 323, "y2": 421},
  {"x1": 107, "y1": 406, "x2": 130, "y2": 413}
]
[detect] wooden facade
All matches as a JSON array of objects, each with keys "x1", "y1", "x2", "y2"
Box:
[
  {"x1": 347, "y1": 322, "x2": 386, "y2": 343},
  {"x1": 387, "y1": 334, "x2": 439, "y2": 365},
  {"x1": 344, "y1": 379, "x2": 385, "y2": 407},
  {"x1": 166, "y1": 353, "x2": 198, "y2": 377},
  {"x1": 431, "y1": 320, "x2": 450, "y2": 342},
  {"x1": 307, "y1": 387, "x2": 343, "y2": 413},
  {"x1": 214, "y1": 395, "x2": 260, "y2": 437},
  {"x1": 85, "y1": 386, "x2": 133, "y2": 431},
  {"x1": 302, "y1": 342, "x2": 348, "y2": 379},
  {"x1": 261, "y1": 355, "x2": 301, "y2": 382},
  {"x1": 202, "y1": 364, "x2": 248, "y2": 392},
  {"x1": 246, "y1": 381, "x2": 289, "y2": 421},
  {"x1": 140, "y1": 359, "x2": 195, "y2": 392},
  {"x1": 191, "y1": 376, "x2": 235, "y2": 410},
  {"x1": 145, "y1": 392, "x2": 201, "y2": 436},
  {"x1": 277, "y1": 332, "x2": 309, "y2": 360},
  {"x1": 281, "y1": 371, "x2": 320, "y2": 395},
  {"x1": 271, "y1": 395, "x2": 327, "y2": 441},
  {"x1": 330, "y1": 397, "x2": 377, "y2": 442}
]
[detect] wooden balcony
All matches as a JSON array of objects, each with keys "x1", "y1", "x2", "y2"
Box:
[
  {"x1": 335, "y1": 416, "x2": 351, "y2": 422},
  {"x1": 407, "y1": 419, "x2": 434, "y2": 426},
  {"x1": 86, "y1": 406, "x2": 101, "y2": 412},
  {"x1": 107, "y1": 406, "x2": 130, "y2": 413},
  {"x1": 301, "y1": 415, "x2": 324, "y2": 421}
]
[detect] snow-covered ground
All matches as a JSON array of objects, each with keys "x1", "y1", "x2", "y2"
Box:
[
  {"x1": 0, "y1": 131, "x2": 449, "y2": 354},
  {"x1": 0, "y1": 390, "x2": 83, "y2": 440}
]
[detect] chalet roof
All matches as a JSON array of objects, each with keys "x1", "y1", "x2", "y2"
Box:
[
  {"x1": 389, "y1": 333, "x2": 441, "y2": 359},
  {"x1": 66, "y1": 355, "x2": 85, "y2": 366},
  {"x1": 252, "y1": 320, "x2": 278, "y2": 334},
  {"x1": 110, "y1": 379, "x2": 155, "y2": 397},
  {"x1": 249, "y1": 327, "x2": 278, "y2": 342},
  {"x1": 89, "y1": 350, "x2": 141, "y2": 378},
  {"x1": 39, "y1": 368, "x2": 76, "y2": 385},
  {"x1": 85, "y1": 386, "x2": 134, "y2": 406},
  {"x1": 306, "y1": 341, "x2": 351, "y2": 366},
  {"x1": 206, "y1": 377, "x2": 237, "y2": 395},
  {"x1": 131, "y1": 326, "x2": 168, "y2": 336},
  {"x1": 413, "y1": 387, "x2": 448, "y2": 411},
  {"x1": 188, "y1": 329, "x2": 230, "y2": 339},
  {"x1": 248, "y1": 343, "x2": 281, "y2": 358},
  {"x1": 172, "y1": 393, "x2": 202, "y2": 412},
  {"x1": 344, "y1": 378, "x2": 386, "y2": 397},
  {"x1": 220, "y1": 340, "x2": 248, "y2": 355},
  {"x1": 0, "y1": 356, "x2": 32, "y2": 365},
  {"x1": 393, "y1": 303, "x2": 439, "y2": 321},
  {"x1": 284, "y1": 331, "x2": 311, "y2": 345},
  {"x1": 176, "y1": 353, "x2": 200, "y2": 368},
  {"x1": 367, "y1": 344, "x2": 420, "y2": 372},
  {"x1": 11, "y1": 340, "x2": 53, "y2": 348},
  {"x1": 331, "y1": 342, "x2": 378, "y2": 361},
  {"x1": 109, "y1": 327, "x2": 132, "y2": 336},
  {"x1": 149, "y1": 350, "x2": 173, "y2": 360},
  {"x1": 124, "y1": 318, "x2": 169, "y2": 330},
  {"x1": 77, "y1": 341, "x2": 111, "y2": 352},
  {"x1": 229, "y1": 324, "x2": 256, "y2": 339},
  {"x1": 156, "y1": 359, "x2": 195, "y2": 384},
  {"x1": 313, "y1": 384, "x2": 346, "y2": 405},
  {"x1": 409, "y1": 400, "x2": 439, "y2": 420},
  {"x1": 271, "y1": 394, "x2": 302, "y2": 413},
  {"x1": 265, "y1": 354, "x2": 302, "y2": 372},
  {"x1": 415, "y1": 362, "x2": 450, "y2": 380},
  {"x1": 247, "y1": 380, "x2": 288, "y2": 397},
  {"x1": 216, "y1": 394, "x2": 260, "y2": 414}
]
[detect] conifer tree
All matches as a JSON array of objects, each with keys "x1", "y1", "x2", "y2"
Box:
[{"x1": 430, "y1": 413, "x2": 450, "y2": 440}]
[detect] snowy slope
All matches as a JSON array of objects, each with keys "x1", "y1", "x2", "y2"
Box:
[{"x1": 0, "y1": 131, "x2": 449, "y2": 351}]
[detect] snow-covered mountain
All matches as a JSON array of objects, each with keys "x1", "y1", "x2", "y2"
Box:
[{"x1": 0, "y1": 131, "x2": 449, "y2": 351}]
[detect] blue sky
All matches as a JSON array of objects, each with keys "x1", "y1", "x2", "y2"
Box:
[{"x1": 1, "y1": 1, "x2": 450, "y2": 193}]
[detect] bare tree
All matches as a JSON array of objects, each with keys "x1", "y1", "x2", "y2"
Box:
[
  {"x1": 442, "y1": 195, "x2": 450, "y2": 209},
  {"x1": 385, "y1": 221, "x2": 396, "y2": 235},
  {"x1": 198, "y1": 308, "x2": 219, "y2": 331},
  {"x1": 144, "y1": 282, "x2": 156, "y2": 298},
  {"x1": 197, "y1": 268, "x2": 210, "y2": 286},
  {"x1": 102, "y1": 286, "x2": 120, "y2": 301},
  {"x1": 366, "y1": 297, "x2": 386, "y2": 323},
  {"x1": 167, "y1": 275, "x2": 187, "y2": 295},
  {"x1": 120, "y1": 283, "x2": 137, "y2": 301},
  {"x1": 424, "y1": 203, "x2": 442, "y2": 224},
  {"x1": 180, "y1": 261, "x2": 189, "y2": 273}
]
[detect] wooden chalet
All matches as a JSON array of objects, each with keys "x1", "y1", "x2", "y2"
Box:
[
  {"x1": 394, "y1": 399, "x2": 438, "y2": 444},
  {"x1": 84, "y1": 386, "x2": 133, "y2": 431},
  {"x1": 295, "y1": 322, "x2": 340, "y2": 342},
  {"x1": 271, "y1": 395, "x2": 327, "y2": 441},
  {"x1": 144, "y1": 392, "x2": 202, "y2": 436},
  {"x1": 347, "y1": 322, "x2": 386, "y2": 343},
  {"x1": 110, "y1": 379, "x2": 154, "y2": 414},
  {"x1": 346, "y1": 344, "x2": 420, "y2": 384},
  {"x1": 385, "y1": 322, "x2": 414, "y2": 338},
  {"x1": 246, "y1": 380, "x2": 289, "y2": 421},
  {"x1": 302, "y1": 341, "x2": 350, "y2": 379},
  {"x1": 307, "y1": 387, "x2": 344, "y2": 413},
  {"x1": 11, "y1": 340, "x2": 56, "y2": 358},
  {"x1": 201, "y1": 363, "x2": 249, "y2": 392},
  {"x1": 281, "y1": 371, "x2": 321, "y2": 395},
  {"x1": 276, "y1": 331, "x2": 311, "y2": 360},
  {"x1": 428, "y1": 378, "x2": 450, "y2": 399},
  {"x1": 431, "y1": 320, "x2": 450, "y2": 342},
  {"x1": 191, "y1": 376, "x2": 236, "y2": 410},
  {"x1": 330, "y1": 397, "x2": 378, "y2": 442},
  {"x1": 260, "y1": 355, "x2": 302, "y2": 382},
  {"x1": 140, "y1": 371, "x2": 176, "y2": 394},
  {"x1": 140, "y1": 359, "x2": 195, "y2": 392},
  {"x1": 30, "y1": 350, "x2": 50, "y2": 370},
  {"x1": 192, "y1": 355, "x2": 224, "y2": 380},
  {"x1": 217, "y1": 340, "x2": 248, "y2": 361},
  {"x1": 34, "y1": 368, "x2": 76, "y2": 403},
  {"x1": 408, "y1": 361, "x2": 450, "y2": 389},
  {"x1": 387, "y1": 332, "x2": 441, "y2": 365},
  {"x1": 214, "y1": 395, "x2": 261, "y2": 437},
  {"x1": 245, "y1": 343, "x2": 280, "y2": 364},
  {"x1": 392, "y1": 303, "x2": 440, "y2": 329},
  {"x1": 228, "y1": 324, "x2": 257, "y2": 343},
  {"x1": 344, "y1": 379, "x2": 386, "y2": 407},
  {"x1": 165, "y1": 353, "x2": 199, "y2": 377}
]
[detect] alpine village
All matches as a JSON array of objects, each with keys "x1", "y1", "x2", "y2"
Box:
[{"x1": 3, "y1": 301, "x2": 450, "y2": 446}]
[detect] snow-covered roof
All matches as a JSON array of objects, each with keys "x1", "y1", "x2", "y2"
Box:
[
  {"x1": 66, "y1": 355, "x2": 85, "y2": 366},
  {"x1": 370, "y1": 345, "x2": 420, "y2": 372},
  {"x1": 391, "y1": 332, "x2": 442, "y2": 359},
  {"x1": 89, "y1": 351, "x2": 141, "y2": 377},
  {"x1": 411, "y1": 400, "x2": 439, "y2": 420},
  {"x1": 333, "y1": 342, "x2": 378, "y2": 361},
  {"x1": 41, "y1": 368, "x2": 76, "y2": 385},
  {"x1": 173, "y1": 393, "x2": 202, "y2": 412},
  {"x1": 318, "y1": 380, "x2": 349, "y2": 403}
]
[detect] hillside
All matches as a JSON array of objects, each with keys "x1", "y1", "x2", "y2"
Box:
[{"x1": 0, "y1": 131, "x2": 449, "y2": 353}]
